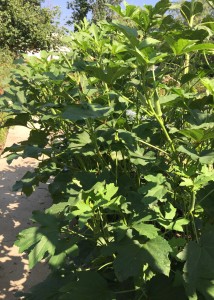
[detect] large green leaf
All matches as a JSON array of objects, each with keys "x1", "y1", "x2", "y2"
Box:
[
  {"x1": 179, "y1": 129, "x2": 205, "y2": 142},
  {"x1": 177, "y1": 227, "x2": 214, "y2": 300},
  {"x1": 3, "y1": 113, "x2": 30, "y2": 127},
  {"x1": 201, "y1": 78, "x2": 214, "y2": 95},
  {"x1": 59, "y1": 271, "x2": 113, "y2": 300},
  {"x1": 165, "y1": 36, "x2": 197, "y2": 55},
  {"x1": 29, "y1": 235, "x2": 55, "y2": 269},
  {"x1": 184, "y1": 43, "x2": 214, "y2": 53},
  {"x1": 85, "y1": 65, "x2": 130, "y2": 85},
  {"x1": 111, "y1": 23, "x2": 138, "y2": 46},
  {"x1": 132, "y1": 222, "x2": 160, "y2": 239},
  {"x1": 179, "y1": 127, "x2": 214, "y2": 142},
  {"x1": 61, "y1": 103, "x2": 112, "y2": 122},
  {"x1": 180, "y1": 1, "x2": 203, "y2": 23},
  {"x1": 114, "y1": 236, "x2": 172, "y2": 281},
  {"x1": 159, "y1": 94, "x2": 180, "y2": 105},
  {"x1": 139, "y1": 174, "x2": 169, "y2": 203},
  {"x1": 177, "y1": 145, "x2": 199, "y2": 161},
  {"x1": 15, "y1": 227, "x2": 42, "y2": 253},
  {"x1": 153, "y1": 0, "x2": 171, "y2": 15},
  {"x1": 130, "y1": 149, "x2": 156, "y2": 166},
  {"x1": 13, "y1": 171, "x2": 40, "y2": 196}
]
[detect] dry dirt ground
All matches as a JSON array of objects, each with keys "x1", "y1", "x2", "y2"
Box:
[{"x1": 0, "y1": 126, "x2": 51, "y2": 299}]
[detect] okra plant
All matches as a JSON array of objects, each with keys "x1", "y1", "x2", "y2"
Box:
[{"x1": 1, "y1": 0, "x2": 214, "y2": 299}]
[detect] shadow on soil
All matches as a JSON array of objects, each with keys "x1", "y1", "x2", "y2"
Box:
[{"x1": 0, "y1": 163, "x2": 52, "y2": 299}]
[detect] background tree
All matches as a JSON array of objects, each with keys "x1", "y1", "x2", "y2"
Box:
[
  {"x1": 92, "y1": 0, "x2": 122, "y2": 22},
  {"x1": 23, "y1": 0, "x2": 44, "y2": 5},
  {"x1": 66, "y1": 0, "x2": 93, "y2": 26},
  {"x1": 66, "y1": 0, "x2": 122, "y2": 26},
  {"x1": 0, "y1": 0, "x2": 61, "y2": 54}
]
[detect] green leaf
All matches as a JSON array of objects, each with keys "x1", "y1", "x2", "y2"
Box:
[
  {"x1": 112, "y1": 23, "x2": 138, "y2": 46},
  {"x1": 165, "y1": 36, "x2": 197, "y2": 55},
  {"x1": 141, "y1": 236, "x2": 172, "y2": 276},
  {"x1": 28, "y1": 130, "x2": 48, "y2": 148},
  {"x1": 113, "y1": 239, "x2": 143, "y2": 281},
  {"x1": 193, "y1": 167, "x2": 214, "y2": 191},
  {"x1": 139, "y1": 37, "x2": 161, "y2": 49},
  {"x1": 153, "y1": 0, "x2": 170, "y2": 15},
  {"x1": 169, "y1": 237, "x2": 186, "y2": 257},
  {"x1": 180, "y1": 1, "x2": 203, "y2": 23},
  {"x1": 23, "y1": 145, "x2": 43, "y2": 159},
  {"x1": 86, "y1": 65, "x2": 130, "y2": 85},
  {"x1": 3, "y1": 113, "x2": 30, "y2": 127},
  {"x1": 201, "y1": 78, "x2": 214, "y2": 95},
  {"x1": 15, "y1": 227, "x2": 42, "y2": 253},
  {"x1": 49, "y1": 242, "x2": 78, "y2": 268},
  {"x1": 199, "y1": 150, "x2": 214, "y2": 164},
  {"x1": 61, "y1": 103, "x2": 111, "y2": 122},
  {"x1": 130, "y1": 149, "x2": 155, "y2": 166},
  {"x1": 139, "y1": 174, "x2": 169, "y2": 202},
  {"x1": 183, "y1": 123, "x2": 214, "y2": 138},
  {"x1": 29, "y1": 235, "x2": 55, "y2": 269},
  {"x1": 145, "y1": 174, "x2": 166, "y2": 184},
  {"x1": 13, "y1": 171, "x2": 39, "y2": 196},
  {"x1": 59, "y1": 271, "x2": 113, "y2": 299},
  {"x1": 177, "y1": 227, "x2": 214, "y2": 299},
  {"x1": 49, "y1": 252, "x2": 66, "y2": 268},
  {"x1": 179, "y1": 128, "x2": 205, "y2": 142},
  {"x1": 114, "y1": 236, "x2": 172, "y2": 281},
  {"x1": 104, "y1": 183, "x2": 118, "y2": 201},
  {"x1": 146, "y1": 185, "x2": 168, "y2": 201},
  {"x1": 159, "y1": 94, "x2": 180, "y2": 105},
  {"x1": 185, "y1": 43, "x2": 214, "y2": 53},
  {"x1": 46, "y1": 202, "x2": 70, "y2": 215},
  {"x1": 132, "y1": 222, "x2": 160, "y2": 239},
  {"x1": 177, "y1": 145, "x2": 199, "y2": 161}
]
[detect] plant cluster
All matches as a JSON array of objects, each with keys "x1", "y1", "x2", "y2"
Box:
[
  {"x1": 0, "y1": 0, "x2": 61, "y2": 54},
  {"x1": 0, "y1": 0, "x2": 214, "y2": 299}
]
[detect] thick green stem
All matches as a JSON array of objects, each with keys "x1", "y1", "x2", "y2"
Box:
[
  {"x1": 148, "y1": 99, "x2": 175, "y2": 153},
  {"x1": 152, "y1": 65, "x2": 162, "y2": 117},
  {"x1": 184, "y1": 53, "x2": 190, "y2": 75},
  {"x1": 190, "y1": 189, "x2": 196, "y2": 213},
  {"x1": 189, "y1": 189, "x2": 199, "y2": 243},
  {"x1": 184, "y1": 1, "x2": 195, "y2": 74}
]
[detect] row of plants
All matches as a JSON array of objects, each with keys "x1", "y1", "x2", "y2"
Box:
[
  {"x1": 0, "y1": 48, "x2": 15, "y2": 151},
  {"x1": 0, "y1": 0, "x2": 214, "y2": 299}
]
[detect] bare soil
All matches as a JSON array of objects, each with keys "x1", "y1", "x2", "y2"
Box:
[{"x1": 0, "y1": 126, "x2": 51, "y2": 299}]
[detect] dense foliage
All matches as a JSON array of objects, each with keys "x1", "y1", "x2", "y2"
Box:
[
  {"x1": 0, "y1": 0, "x2": 214, "y2": 299},
  {"x1": 0, "y1": 0, "x2": 60, "y2": 54}
]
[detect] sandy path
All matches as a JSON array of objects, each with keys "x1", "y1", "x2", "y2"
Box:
[{"x1": 0, "y1": 126, "x2": 51, "y2": 299}]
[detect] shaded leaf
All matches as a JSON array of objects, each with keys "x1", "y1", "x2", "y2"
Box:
[
  {"x1": 61, "y1": 104, "x2": 111, "y2": 122},
  {"x1": 59, "y1": 271, "x2": 113, "y2": 299},
  {"x1": 177, "y1": 227, "x2": 214, "y2": 299}
]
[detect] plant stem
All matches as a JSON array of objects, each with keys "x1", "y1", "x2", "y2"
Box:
[
  {"x1": 86, "y1": 119, "x2": 105, "y2": 167},
  {"x1": 137, "y1": 137, "x2": 169, "y2": 156},
  {"x1": 115, "y1": 152, "x2": 118, "y2": 185},
  {"x1": 189, "y1": 189, "x2": 199, "y2": 243},
  {"x1": 152, "y1": 65, "x2": 162, "y2": 117},
  {"x1": 184, "y1": 0, "x2": 195, "y2": 74},
  {"x1": 115, "y1": 288, "x2": 140, "y2": 294},
  {"x1": 190, "y1": 189, "x2": 196, "y2": 213},
  {"x1": 156, "y1": 114, "x2": 176, "y2": 152},
  {"x1": 197, "y1": 188, "x2": 214, "y2": 205}
]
